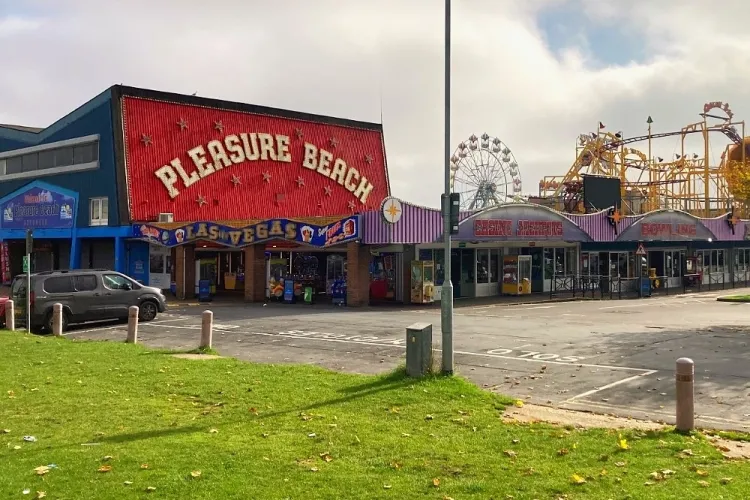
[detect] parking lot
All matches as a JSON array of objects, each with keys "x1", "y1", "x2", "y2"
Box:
[{"x1": 65, "y1": 290, "x2": 750, "y2": 430}]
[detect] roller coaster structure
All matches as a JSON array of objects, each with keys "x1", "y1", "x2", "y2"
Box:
[{"x1": 538, "y1": 101, "x2": 749, "y2": 217}]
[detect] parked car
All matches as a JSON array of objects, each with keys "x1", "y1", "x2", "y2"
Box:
[{"x1": 10, "y1": 269, "x2": 167, "y2": 333}]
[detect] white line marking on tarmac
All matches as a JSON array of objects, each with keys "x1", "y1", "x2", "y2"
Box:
[
  {"x1": 63, "y1": 317, "x2": 190, "y2": 336},
  {"x1": 559, "y1": 370, "x2": 658, "y2": 404}
]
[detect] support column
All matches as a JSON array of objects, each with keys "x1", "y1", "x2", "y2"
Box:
[
  {"x1": 175, "y1": 245, "x2": 196, "y2": 300},
  {"x1": 69, "y1": 237, "x2": 81, "y2": 270},
  {"x1": 346, "y1": 242, "x2": 371, "y2": 307},
  {"x1": 243, "y1": 244, "x2": 266, "y2": 302},
  {"x1": 114, "y1": 236, "x2": 124, "y2": 273},
  {"x1": 402, "y1": 245, "x2": 415, "y2": 304}
]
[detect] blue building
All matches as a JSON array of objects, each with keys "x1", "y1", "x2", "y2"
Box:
[{"x1": 0, "y1": 88, "x2": 130, "y2": 282}]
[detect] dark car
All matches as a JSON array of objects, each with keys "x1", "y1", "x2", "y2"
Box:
[{"x1": 10, "y1": 269, "x2": 167, "y2": 333}]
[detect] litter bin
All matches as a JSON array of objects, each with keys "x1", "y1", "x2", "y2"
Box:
[{"x1": 198, "y1": 279, "x2": 212, "y2": 302}]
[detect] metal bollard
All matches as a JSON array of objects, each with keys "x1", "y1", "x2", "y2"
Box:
[
  {"x1": 200, "y1": 310, "x2": 213, "y2": 349},
  {"x1": 126, "y1": 305, "x2": 139, "y2": 344},
  {"x1": 675, "y1": 357, "x2": 695, "y2": 433},
  {"x1": 52, "y1": 303, "x2": 63, "y2": 337},
  {"x1": 5, "y1": 299, "x2": 14, "y2": 331}
]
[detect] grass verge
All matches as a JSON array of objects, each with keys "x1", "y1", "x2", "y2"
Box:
[
  {"x1": 716, "y1": 294, "x2": 750, "y2": 302},
  {"x1": 1, "y1": 331, "x2": 748, "y2": 499}
]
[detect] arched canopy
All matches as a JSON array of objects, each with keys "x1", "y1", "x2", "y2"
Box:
[
  {"x1": 455, "y1": 203, "x2": 592, "y2": 242},
  {"x1": 617, "y1": 209, "x2": 715, "y2": 242}
]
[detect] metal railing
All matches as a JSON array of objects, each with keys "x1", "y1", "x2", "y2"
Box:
[{"x1": 548, "y1": 271, "x2": 750, "y2": 300}]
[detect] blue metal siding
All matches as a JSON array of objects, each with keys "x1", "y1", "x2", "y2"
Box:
[{"x1": 0, "y1": 96, "x2": 120, "y2": 227}]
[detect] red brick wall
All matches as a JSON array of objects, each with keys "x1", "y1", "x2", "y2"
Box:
[
  {"x1": 346, "y1": 242, "x2": 371, "y2": 306},
  {"x1": 174, "y1": 245, "x2": 196, "y2": 300},
  {"x1": 243, "y1": 244, "x2": 267, "y2": 302}
]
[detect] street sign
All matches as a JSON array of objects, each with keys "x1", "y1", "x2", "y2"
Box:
[
  {"x1": 22, "y1": 255, "x2": 29, "y2": 273},
  {"x1": 635, "y1": 243, "x2": 647, "y2": 256}
]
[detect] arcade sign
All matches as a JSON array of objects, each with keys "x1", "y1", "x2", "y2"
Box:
[
  {"x1": 1, "y1": 185, "x2": 75, "y2": 229},
  {"x1": 133, "y1": 216, "x2": 359, "y2": 248},
  {"x1": 474, "y1": 219, "x2": 564, "y2": 238},
  {"x1": 640, "y1": 223, "x2": 697, "y2": 238}
]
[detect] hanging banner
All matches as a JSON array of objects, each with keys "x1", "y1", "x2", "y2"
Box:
[
  {"x1": 0, "y1": 242, "x2": 9, "y2": 284},
  {"x1": 132, "y1": 216, "x2": 360, "y2": 248},
  {"x1": 1, "y1": 186, "x2": 76, "y2": 229}
]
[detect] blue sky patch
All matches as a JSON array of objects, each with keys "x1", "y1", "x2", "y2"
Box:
[{"x1": 536, "y1": 2, "x2": 646, "y2": 67}]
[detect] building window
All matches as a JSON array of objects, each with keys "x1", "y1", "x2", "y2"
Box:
[
  {"x1": 89, "y1": 197, "x2": 109, "y2": 226},
  {"x1": 0, "y1": 135, "x2": 99, "y2": 182}
]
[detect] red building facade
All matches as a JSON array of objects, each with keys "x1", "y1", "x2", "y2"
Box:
[{"x1": 120, "y1": 87, "x2": 391, "y2": 305}]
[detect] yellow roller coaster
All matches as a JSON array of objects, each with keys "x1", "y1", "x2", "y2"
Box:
[{"x1": 538, "y1": 101, "x2": 749, "y2": 217}]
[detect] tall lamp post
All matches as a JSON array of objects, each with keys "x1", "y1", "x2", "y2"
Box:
[{"x1": 441, "y1": 0, "x2": 454, "y2": 375}]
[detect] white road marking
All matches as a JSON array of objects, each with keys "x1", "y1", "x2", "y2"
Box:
[
  {"x1": 63, "y1": 316, "x2": 190, "y2": 336},
  {"x1": 559, "y1": 370, "x2": 658, "y2": 404}
]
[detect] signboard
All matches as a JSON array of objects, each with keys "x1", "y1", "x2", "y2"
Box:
[
  {"x1": 133, "y1": 216, "x2": 360, "y2": 248},
  {"x1": 1, "y1": 186, "x2": 75, "y2": 229},
  {"x1": 635, "y1": 243, "x2": 647, "y2": 256},
  {"x1": 22, "y1": 255, "x2": 29, "y2": 273},
  {"x1": 616, "y1": 210, "x2": 715, "y2": 242},
  {"x1": 457, "y1": 204, "x2": 591, "y2": 242}
]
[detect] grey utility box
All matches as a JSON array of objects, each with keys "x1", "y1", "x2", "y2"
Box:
[{"x1": 405, "y1": 322, "x2": 433, "y2": 378}]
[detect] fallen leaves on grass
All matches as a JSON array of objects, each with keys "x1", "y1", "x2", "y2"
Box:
[
  {"x1": 698, "y1": 480, "x2": 710, "y2": 487},
  {"x1": 720, "y1": 477, "x2": 733, "y2": 484},
  {"x1": 383, "y1": 484, "x2": 392, "y2": 489},
  {"x1": 208, "y1": 428, "x2": 219, "y2": 434},
  {"x1": 432, "y1": 478, "x2": 441, "y2": 487},
  {"x1": 696, "y1": 469, "x2": 709, "y2": 477},
  {"x1": 123, "y1": 481, "x2": 133, "y2": 486},
  {"x1": 33, "y1": 466, "x2": 50, "y2": 476},
  {"x1": 190, "y1": 470, "x2": 201, "y2": 478},
  {"x1": 35, "y1": 492, "x2": 46, "y2": 499},
  {"x1": 681, "y1": 449, "x2": 694, "y2": 457},
  {"x1": 140, "y1": 464, "x2": 150, "y2": 470},
  {"x1": 570, "y1": 473, "x2": 586, "y2": 484},
  {"x1": 503, "y1": 450, "x2": 517, "y2": 458},
  {"x1": 97, "y1": 465, "x2": 112, "y2": 473},
  {"x1": 425, "y1": 414, "x2": 434, "y2": 420},
  {"x1": 513, "y1": 400, "x2": 524, "y2": 408},
  {"x1": 1, "y1": 429, "x2": 9, "y2": 433},
  {"x1": 618, "y1": 434, "x2": 629, "y2": 450},
  {"x1": 557, "y1": 448, "x2": 569, "y2": 456},
  {"x1": 145, "y1": 486, "x2": 156, "y2": 492},
  {"x1": 319, "y1": 452, "x2": 333, "y2": 463}
]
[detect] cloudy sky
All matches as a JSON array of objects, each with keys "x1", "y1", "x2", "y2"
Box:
[{"x1": 1, "y1": 0, "x2": 749, "y2": 208}]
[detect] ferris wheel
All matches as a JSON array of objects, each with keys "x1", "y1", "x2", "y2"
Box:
[{"x1": 450, "y1": 133, "x2": 523, "y2": 210}]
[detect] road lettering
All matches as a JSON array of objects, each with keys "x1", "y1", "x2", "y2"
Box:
[{"x1": 486, "y1": 347, "x2": 584, "y2": 363}]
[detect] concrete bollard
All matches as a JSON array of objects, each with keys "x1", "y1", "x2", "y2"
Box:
[
  {"x1": 200, "y1": 310, "x2": 213, "y2": 349},
  {"x1": 126, "y1": 305, "x2": 139, "y2": 344},
  {"x1": 5, "y1": 299, "x2": 14, "y2": 331},
  {"x1": 52, "y1": 303, "x2": 63, "y2": 336},
  {"x1": 675, "y1": 357, "x2": 695, "y2": 433},
  {"x1": 405, "y1": 322, "x2": 433, "y2": 378}
]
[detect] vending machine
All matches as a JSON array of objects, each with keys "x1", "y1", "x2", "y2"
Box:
[
  {"x1": 410, "y1": 260, "x2": 435, "y2": 304},
  {"x1": 501, "y1": 255, "x2": 532, "y2": 295}
]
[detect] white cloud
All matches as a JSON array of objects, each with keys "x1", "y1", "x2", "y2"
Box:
[{"x1": 2, "y1": 0, "x2": 750, "y2": 207}]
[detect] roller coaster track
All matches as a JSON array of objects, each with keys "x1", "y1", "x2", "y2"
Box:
[{"x1": 598, "y1": 126, "x2": 742, "y2": 153}]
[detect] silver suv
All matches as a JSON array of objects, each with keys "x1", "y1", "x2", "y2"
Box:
[{"x1": 11, "y1": 269, "x2": 167, "y2": 333}]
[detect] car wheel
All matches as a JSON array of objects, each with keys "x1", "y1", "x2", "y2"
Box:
[
  {"x1": 139, "y1": 301, "x2": 158, "y2": 322},
  {"x1": 44, "y1": 310, "x2": 69, "y2": 334}
]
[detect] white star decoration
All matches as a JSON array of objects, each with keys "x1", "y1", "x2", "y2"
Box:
[
  {"x1": 230, "y1": 175, "x2": 241, "y2": 187},
  {"x1": 329, "y1": 137, "x2": 339, "y2": 148},
  {"x1": 296, "y1": 176, "x2": 305, "y2": 188},
  {"x1": 348, "y1": 201, "x2": 356, "y2": 210},
  {"x1": 140, "y1": 134, "x2": 152, "y2": 146},
  {"x1": 196, "y1": 195, "x2": 207, "y2": 207},
  {"x1": 214, "y1": 121, "x2": 224, "y2": 132},
  {"x1": 177, "y1": 118, "x2": 188, "y2": 130},
  {"x1": 324, "y1": 186, "x2": 332, "y2": 196},
  {"x1": 262, "y1": 171, "x2": 272, "y2": 183},
  {"x1": 364, "y1": 154, "x2": 373, "y2": 164}
]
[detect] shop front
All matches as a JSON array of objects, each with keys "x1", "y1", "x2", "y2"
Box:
[
  {"x1": 416, "y1": 203, "x2": 592, "y2": 299},
  {"x1": 131, "y1": 216, "x2": 362, "y2": 304}
]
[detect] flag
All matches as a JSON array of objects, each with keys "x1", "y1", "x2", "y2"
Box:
[{"x1": 599, "y1": 122, "x2": 605, "y2": 129}]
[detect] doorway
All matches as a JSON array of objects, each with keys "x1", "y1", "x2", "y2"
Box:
[{"x1": 529, "y1": 247, "x2": 543, "y2": 292}]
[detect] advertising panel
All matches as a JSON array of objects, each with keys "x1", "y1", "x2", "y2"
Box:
[{"x1": 0, "y1": 186, "x2": 75, "y2": 229}]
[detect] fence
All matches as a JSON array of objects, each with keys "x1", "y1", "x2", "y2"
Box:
[{"x1": 548, "y1": 271, "x2": 750, "y2": 300}]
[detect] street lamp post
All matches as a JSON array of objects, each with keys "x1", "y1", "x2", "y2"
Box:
[{"x1": 441, "y1": 0, "x2": 454, "y2": 375}]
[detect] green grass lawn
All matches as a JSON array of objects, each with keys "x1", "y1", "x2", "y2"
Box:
[
  {"x1": 1, "y1": 332, "x2": 748, "y2": 499},
  {"x1": 717, "y1": 294, "x2": 750, "y2": 302}
]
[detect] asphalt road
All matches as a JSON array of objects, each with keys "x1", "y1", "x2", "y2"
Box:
[{"x1": 64, "y1": 290, "x2": 750, "y2": 431}]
